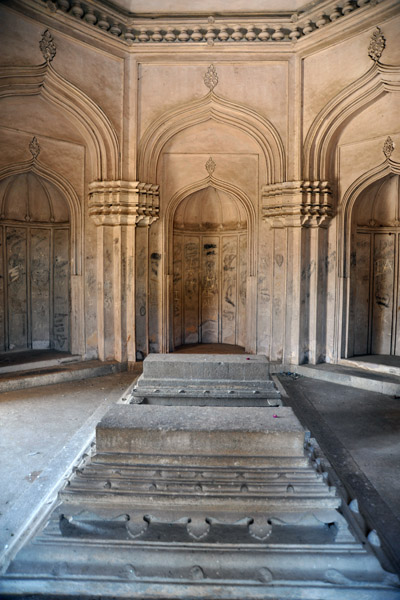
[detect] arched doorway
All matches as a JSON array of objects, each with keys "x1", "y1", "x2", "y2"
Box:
[
  {"x1": 172, "y1": 186, "x2": 248, "y2": 348},
  {"x1": 349, "y1": 174, "x2": 400, "y2": 356},
  {"x1": 0, "y1": 172, "x2": 70, "y2": 353}
]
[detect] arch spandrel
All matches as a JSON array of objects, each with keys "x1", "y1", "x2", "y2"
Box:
[
  {"x1": 0, "y1": 62, "x2": 120, "y2": 181},
  {"x1": 138, "y1": 91, "x2": 285, "y2": 185},
  {"x1": 303, "y1": 61, "x2": 400, "y2": 183}
]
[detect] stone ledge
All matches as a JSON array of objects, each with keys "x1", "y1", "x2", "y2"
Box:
[{"x1": 96, "y1": 405, "x2": 304, "y2": 457}]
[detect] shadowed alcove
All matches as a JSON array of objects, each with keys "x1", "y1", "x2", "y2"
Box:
[
  {"x1": 172, "y1": 185, "x2": 247, "y2": 348},
  {"x1": 0, "y1": 172, "x2": 70, "y2": 353},
  {"x1": 349, "y1": 174, "x2": 400, "y2": 356}
]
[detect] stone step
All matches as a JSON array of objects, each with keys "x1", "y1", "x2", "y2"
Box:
[
  {"x1": 141, "y1": 353, "x2": 271, "y2": 382},
  {"x1": 3, "y1": 354, "x2": 398, "y2": 599},
  {"x1": 131, "y1": 394, "x2": 280, "y2": 406},
  {"x1": 96, "y1": 405, "x2": 303, "y2": 457},
  {"x1": 288, "y1": 363, "x2": 400, "y2": 395},
  {"x1": 132, "y1": 353, "x2": 281, "y2": 405},
  {"x1": 340, "y1": 357, "x2": 400, "y2": 378},
  {"x1": 0, "y1": 359, "x2": 126, "y2": 393},
  {"x1": 3, "y1": 509, "x2": 398, "y2": 600},
  {"x1": 0, "y1": 353, "x2": 81, "y2": 375}
]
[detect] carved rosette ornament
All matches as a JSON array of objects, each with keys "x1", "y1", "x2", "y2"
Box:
[
  {"x1": 204, "y1": 64, "x2": 218, "y2": 91},
  {"x1": 88, "y1": 181, "x2": 160, "y2": 226},
  {"x1": 383, "y1": 136, "x2": 395, "y2": 159},
  {"x1": 29, "y1": 137, "x2": 40, "y2": 160},
  {"x1": 261, "y1": 181, "x2": 333, "y2": 228},
  {"x1": 205, "y1": 156, "x2": 216, "y2": 175},
  {"x1": 368, "y1": 27, "x2": 385, "y2": 62},
  {"x1": 40, "y1": 29, "x2": 57, "y2": 63}
]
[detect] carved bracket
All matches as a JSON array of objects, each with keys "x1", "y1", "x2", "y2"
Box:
[
  {"x1": 88, "y1": 180, "x2": 159, "y2": 226},
  {"x1": 262, "y1": 180, "x2": 333, "y2": 228}
]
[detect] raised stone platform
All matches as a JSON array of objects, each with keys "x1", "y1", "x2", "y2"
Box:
[
  {"x1": 130, "y1": 353, "x2": 282, "y2": 406},
  {"x1": 1, "y1": 355, "x2": 399, "y2": 599}
]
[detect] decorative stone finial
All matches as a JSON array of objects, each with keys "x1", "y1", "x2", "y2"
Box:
[
  {"x1": 368, "y1": 27, "x2": 385, "y2": 62},
  {"x1": 40, "y1": 29, "x2": 57, "y2": 63},
  {"x1": 204, "y1": 64, "x2": 218, "y2": 91},
  {"x1": 205, "y1": 157, "x2": 216, "y2": 175},
  {"x1": 29, "y1": 137, "x2": 40, "y2": 159},
  {"x1": 383, "y1": 136, "x2": 395, "y2": 159}
]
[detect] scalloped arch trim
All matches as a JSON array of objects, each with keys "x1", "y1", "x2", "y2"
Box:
[
  {"x1": 138, "y1": 91, "x2": 285, "y2": 185},
  {"x1": 0, "y1": 63, "x2": 120, "y2": 181},
  {"x1": 303, "y1": 62, "x2": 400, "y2": 181}
]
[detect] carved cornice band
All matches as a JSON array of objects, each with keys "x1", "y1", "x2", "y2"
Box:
[
  {"x1": 262, "y1": 180, "x2": 333, "y2": 228},
  {"x1": 33, "y1": 0, "x2": 386, "y2": 46},
  {"x1": 88, "y1": 180, "x2": 159, "y2": 226}
]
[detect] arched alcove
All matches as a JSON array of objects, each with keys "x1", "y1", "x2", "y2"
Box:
[
  {"x1": 0, "y1": 172, "x2": 71, "y2": 353},
  {"x1": 172, "y1": 186, "x2": 248, "y2": 347},
  {"x1": 348, "y1": 174, "x2": 400, "y2": 356}
]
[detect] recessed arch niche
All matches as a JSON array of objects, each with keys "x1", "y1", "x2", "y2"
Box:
[
  {"x1": 172, "y1": 185, "x2": 248, "y2": 348},
  {"x1": 348, "y1": 173, "x2": 400, "y2": 356},
  {"x1": 0, "y1": 171, "x2": 71, "y2": 353}
]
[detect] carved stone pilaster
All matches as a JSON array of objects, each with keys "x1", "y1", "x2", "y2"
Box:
[
  {"x1": 261, "y1": 180, "x2": 333, "y2": 228},
  {"x1": 88, "y1": 180, "x2": 159, "y2": 226}
]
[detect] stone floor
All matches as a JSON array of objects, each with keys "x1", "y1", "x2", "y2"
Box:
[
  {"x1": 277, "y1": 372, "x2": 400, "y2": 575},
  {"x1": 0, "y1": 370, "x2": 137, "y2": 570},
  {"x1": 0, "y1": 348, "x2": 399, "y2": 586}
]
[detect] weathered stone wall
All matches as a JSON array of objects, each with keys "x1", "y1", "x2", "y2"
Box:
[{"x1": 0, "y1": 1, "x2": 399, "y2": 364}]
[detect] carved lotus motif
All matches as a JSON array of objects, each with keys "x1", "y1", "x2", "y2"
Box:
[
  {"x1": 205, "y1": 156, "x2": 216, "y2": 175},
  {"x1": 383, "y1": 136, "x2": 395, "y2": 159},
  {"x1": 29, "y1": 137, "x2": 40, "y2": 159},
  {"x1": 368, "y1": 27, "x2": 385, "y2": 62},
  {"x1": 204, "y1": 64, "x2": 218, "y2": 91},
  {"x1": 39, "y1": 29, "x2": 57, "y2": 63}
]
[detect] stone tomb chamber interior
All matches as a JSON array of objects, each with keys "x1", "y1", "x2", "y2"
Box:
[{"x1": 1, "y1": 0, "x2": 400, "y2": 597}]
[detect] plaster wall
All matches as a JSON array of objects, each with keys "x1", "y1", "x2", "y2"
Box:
[{"x1": 0, "y1": 1, "x2": 399, "y2": 365}]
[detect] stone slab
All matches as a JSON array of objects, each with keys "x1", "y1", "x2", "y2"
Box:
[
  {"x1": 135, "y1": 394, "x2": 280, "y2": 406},
  {"x1": 132, "y1": 353, "x2": 281, "y2": 405},
  {"x1": 292, "y1": 363, "x2": 400, "y2": 396},
  {"x1": 0, "y1": 360, "x2": 126, "y2": 393},
  {"x1": 141, "y1": 353, "x2": 271, "y2": 382},
  {"x1": 96, "y1": 405, "x2": 304, "y2": 457}
]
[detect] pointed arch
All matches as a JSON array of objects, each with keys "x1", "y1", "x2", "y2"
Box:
[
  {"x1": 138, "y1": 91, "x2": 285, "y2": 184},
  {"x1": 0, "y1": 62, "x2": 120, "y2": 180},
  {"x1": 0, "y1": 158, "x2": 84, "y2": 355},
  {"x1": 0, "y1": 158, "x2": 82, "y2": 275},
  {"x1": 303, "y1": 62, "x2": 400, "y2": 182},
  {"x1": 340, "y1": 157, "x2": 400, "y2": 279},
  {"x1": 335, "y1": 157, "x2": 400, "y2": 361},
  {"x1": 162, "y1": 175, "x2": 257, "y2": 352},
  {"x1": 166, "y1": 174, "x2": 257, "y2": 276}
]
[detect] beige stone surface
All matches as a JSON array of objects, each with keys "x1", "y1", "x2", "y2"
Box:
[
  {"x1": 97, "y1": 405, "x2": 304, "y2": 456},
  {"x1": 0, "y1": 0, "x2": 399, "y2": 365}
]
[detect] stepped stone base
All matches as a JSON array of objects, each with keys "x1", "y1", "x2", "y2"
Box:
[
  {"x1": 1, "y1": 355, "x2": 399, "y2": 599},
  {"x1": 130, "y1": 353, "x2": 282, "y2": 406}
]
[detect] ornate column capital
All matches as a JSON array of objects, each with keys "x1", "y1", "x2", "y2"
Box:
[
  {"x1": 261, "y1": 180, "x2": 333, "y2": 228},
  {"x1": 88, "y1": 180, "x2": 159, "y2": 226}
]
